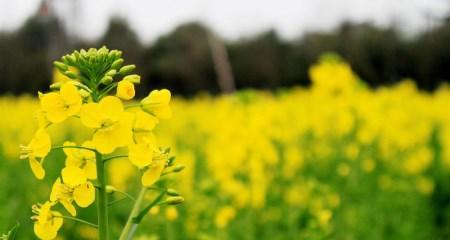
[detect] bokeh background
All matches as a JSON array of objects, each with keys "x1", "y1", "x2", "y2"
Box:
[{"x1": 1, "y1": 0, "x2": 450, "y2": 239}]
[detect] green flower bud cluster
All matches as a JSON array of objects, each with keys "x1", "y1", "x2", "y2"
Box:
[{"x1": 53, "y1": 46, "x2": 138, "y2": 101}]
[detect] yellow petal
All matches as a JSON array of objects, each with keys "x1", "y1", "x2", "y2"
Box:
[
  {"x1": 81, "y1": 141, "x2": 96, "y2": 159},
  {"x1": 80, "y1": 103, "x2": 103, "y2": 128},
  {"x1": 34, "y1": 222, "x2": 58, "y2": 240},
  {"x1": 115, "y1": 112, "x2": 134, "y2": 146},
  {"x1": 92, "y1": 131, "x2": 117, "y2": 154},
  {"x1": 65, "y1": 155, "x2": 82, "y2": 168},
  {"x1": 134, "y1": 131, "x2": 157, "y2": 145},
  {"x1": 134, "y1": 110, "x2": 158, "y2": 131},
  {"x1": 61, "y1": 166, "x2": 87, "y2": 186},
  {"x1": 153, "y1": 106, "x2": 172, "y2": 119},
  {"x1": 116, "y1": 80, "x2": 135, "y2": 100},
  {"x1": 50, "y1": 178, "x2": 62, "y2": 202},
  {"x1": 51, "y1": 211, "x2": 64, "y2": 230},
  {"x1": 60, "y1": 82, "x2": 82, "y2": 116},
  {"x1": 148, "y1": 89, "x2": 171, "y2": 105},
  {"x1": 30, "y1": 129, "x2": 51, "y2": 158},
  {"x1": 83, "y1": 161, "x2": 97, "y2": 180},
  {"x1": 60, "y1": 82, "x2": 81, "y2": 103},
  {"x1": 60, "y1": 199, "x2": 77, "y2": 216},
  {"x1": 62, "y1": 141, "x2": 76, "y2": 158},
  {"x1": 37, "y1": 202, "x2": 52, "y2": 225},
  {"x1": 141, "y1": 89, "x2": 172, "y2": 119},
  {"x1": 40, "y1": 92, "x2": 66, "y2": 123},
  {"x1": 141, "y1": 161, "x2": 165, "y2": 187},
  {"x1": 73, "y1": 181, "x2": 96, "y2": 207},
  {"x1": 99, "y1": 96, "x2": 123, "y2": 120},
  {"x1": 29, "y1": 158, "x2": 45, "y2": 180},
  {"x1": 129, "y1": 143, "x2": 153, "y2": 168},
  {"x1": 35, "y1": 109, "x2": 50, "y2": 129}
]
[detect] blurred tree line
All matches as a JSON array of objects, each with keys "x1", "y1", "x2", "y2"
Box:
[{"x1": 1, "y1": 15, "x2": 450, "y2": 96}]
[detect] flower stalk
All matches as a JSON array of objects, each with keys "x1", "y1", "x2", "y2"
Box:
[
  {"x1": 96, "y1": 151, "x2": 109, "y2": 240},
  {"x1": 119, "y1": 187, "x2": 147, "y2": 240}
]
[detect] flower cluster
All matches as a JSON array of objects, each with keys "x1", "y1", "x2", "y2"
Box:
[{"x1": 22, "y1": 47, "x2": 183, "y2": 239}]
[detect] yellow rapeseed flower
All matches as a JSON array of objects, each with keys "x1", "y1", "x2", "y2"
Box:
[
  {"x1": 165, "y1": 206, "x2": 178, "y2": 221},
  {"x1": 63, "y1": 141, "x2": 97, "y2": 179},
  {"x1": 141, "y1": 150, "x2": 167, "y2": 187},
  {"x1": 40, "y1": 82, "x2": 82, "y2": 123},
  {"x1": 50, "y1": 167, "x2": 95, "y2": 216},
  {"x1": 315, "y1": 209, "x2": 332, "y2": 227},
  {"x1": 32, "y1": 202, "x2": 63, "y2": 240},
  {"x1": 80, "y1": 96, "x2": 133, "y2": 154},
  {"x1": 141, "y1": 89, "x2": 172, "y2": 119},
  {"x1": 20, "y1": 128, "x2": 51, "y2": 180},
  {"x1": 215, "y1": 206, "x2": 236, "y2": 228}
]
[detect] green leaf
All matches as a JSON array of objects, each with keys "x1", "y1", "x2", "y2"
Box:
[{"x1": 1, "y1": 222, "x2": 20, "y2": 240}]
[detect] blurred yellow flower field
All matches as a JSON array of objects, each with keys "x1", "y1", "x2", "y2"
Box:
[{"x1": 1, "y1": 56, "x2": 450, "y2": 239}]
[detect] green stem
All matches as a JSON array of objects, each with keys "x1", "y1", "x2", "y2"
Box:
[
  {"x1": 56, "y1": 216, "x2": 98, "y2": 228},
  {"x1": 96, "y1": 152, "x2": 109, "y2": 240},
  {"x1": 119, "y1": 187, "x2": 147, "y2": 240},
  {"x1": 52, "y1": 145, "x2": 97, "y2": 153},
  {"x1": 97, "y1": 82, "x2": 118, "y2": 99},
  {"x1": 103, "y1": 155, "x2": 128, "y2": 163},
  {"x1": 108, "y1": 197, "x2": 129, "y2": 206},
  {"x1": 72, "y1": 82, "x2": 92, "y2": 93},
  {"x1": 114, "y1": 189, "x2": 136, "y2": 201}
]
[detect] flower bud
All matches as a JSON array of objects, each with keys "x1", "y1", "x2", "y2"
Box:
[
  {"x1": 79, "y1": 89, "x2": 91, "y2": 98},
  {"x1": 168, "y1": 156, "x2": 176, "y2": 166},
  {"x1": 62, "y1": 54, "x2": 77, "y2": 65},
  {"x1": 54, "y1": 61, "x2": 68, "y2": 72},
  {"x1": 163, "y1": 147, "x2": 171, "y2": 154},
  {"x1": 101, "y1": 76, "x2": 113, "y2": 85},
  {"x1": 164, "y1": 196, "x2": 184, "y2": 205},
  {"x1": 64, "y1": 71, "x2": 78, "y2": 79},
  {"x1": 49, "y1": 82, "x2": 63, "y2": 90},
  {"x1": 111, "y1": 59, "x2": 124, "y2": 69},
  {"x1": 73, "y1": 51, "x2": 81, "y2": 60},
  {"x1": 106, "y1": 185, "x2": 117, "y2": 194},
  {"x1": 162, "y1": 164, "x2": 186, "y2": 176},
  {"x1": 106, "y1": 69, "x2": 117, "y2": 77},
  {"x1": 116, "y1": 80, "x2": 135, "y2": 100},
  {"x1": 123, "y1": 74, "x2": 141, "y2": 84},
  {"x1": 172, "y1": 164, "x2": 185, "y2": 173},
  {"x1": 109, "y1": 50, "x2": 122, "y2": 59},
  {"x1": 119, "y1": 65, "x2": 136, "y2": 75},
  {"x1": 166, "y1": 188, "x2": 180, "y2": 196},
  {"x1": 98, "y1": 46, "x2": 108, "y2": 56},
  {"x1": 87, "y1": 48, "x2": 96, "y2": 55}
]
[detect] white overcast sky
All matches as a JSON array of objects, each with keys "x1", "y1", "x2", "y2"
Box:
[{"x1": 0, "y1": 0, "x2": 449, "y2": 43}]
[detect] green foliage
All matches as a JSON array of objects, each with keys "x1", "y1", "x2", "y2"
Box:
[{"x1": 0, "y1": 223, "x2": 20, "y2": 240}]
